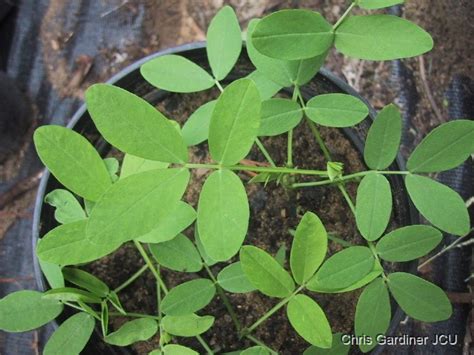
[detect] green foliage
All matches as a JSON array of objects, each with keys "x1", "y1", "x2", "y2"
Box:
[
  {"x1": 303, "y1": 333, "x2": 349, "y2": 354},
  {"x1": 43, "y1": 287, "x2": 102, "y2": 304},
  {"x1": 252, "y1": 10, "x2": 333, "y2": 60},
  {"x1": 364, "y1": 104, "x2": 402, "y2": 170},
  {"x1": 161, "y1": 278, "x2": 216, "y2": 316},
  {"x1": 246, "y1": 70, "x2": 283, "y2": 99},
  {"x1": 306, "y1": 94, "x2": 369, "y2": 127},
  {"x1": 162, "y1": 344, "x2": 198, "y2": 355},
  {"x1": 387, "y1": 273, "x2": 452, "y2": 322},
  {"x1": 44, "y1": 313, "x2": 95, "y2": 355},
  {"x1": 198, "y1": 169, "x2": 249, "y2": 261},
  {"x1": 217, "y1": 262, "x2": 256, "y2": 293},
  {"x1": 207, "y1": 6, "x2": 242, "y2": 80},
  {"x1": 290, "y1": 212, "x2": 328, "y2": 284},
  {"x1": 105, "y1": 318, "x2": 158, "y2": 346},
  {"x1": 310, "y1": 246, "x2": 374, "y2": 290},
  {"x1": 357, "y1": 0, "x2": 404, "y2": 10},
  {"x1": 356, "y1": 173, "x2": 392, "y2": 241},
  {"x1": 405, "y1": 174, "x2": 470, "y2": 235},
  {"x1": 62, "y1": 267, "x2": 109, "y2": 297},
  {"x1": 407, "y1": 120, "x2": 474, "y2": 173},
  {"x1": 240, "y1": 246, "x2": 295, "y2": 298},
  {"x1": 259, "y1": 98, "x2": 303, "y2": 136},
  {"x1": 182, "y1": 100, "x2": 216, "y2": 146},
  {"x1": 140, "y1": 54, "x2": 215, "y2": 93},
  {"x1": 376, "y1": 225, "x2": 442, "y2": 262},
  {"x1": 39, "y1": 259, "x2": 64, "y2": 289},
  {"x1": 241, "y1": 346, "x2": 270, "y2": 354},
  {"x1": 0, "y1": 291, "x2": 63, "y2": 332},
  {"x1": 120, "y1": 153, "x2": 169, "y2": 179},
  {"x1": 335, "y1": 15, "x2": 433, "y2": 60},
  {"x1": 104, "y1": 157, "x2": 120, "y2": 182},
  {"x1": 162, "y1": 314, "x2": 214, "y2": 337},
  {"x1": 34, "y1": 126, "x2": 111, "y2": 201},
  {"x1": 45, "y1": 189, "x2": 86, "y2": 224},
  {"x1": 209, "y1": 78, "x2": 261, "y2": 165},
  {"x1": 85, "y1": 84, "x2": 188, "y2": 163},
  {"x1": 355, "y1": 279, "x2": 391, "y2": 352},
  {"x1": 149, "y1": 234, "x2": 203, "y2": 272},
  {"x1": 287, "y1": 294, "x2": 332, "y2": 348}
]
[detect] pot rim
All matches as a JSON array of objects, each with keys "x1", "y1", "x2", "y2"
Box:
[{"x1": 31, "y1": 41, "x2": 418, "y2": 353}]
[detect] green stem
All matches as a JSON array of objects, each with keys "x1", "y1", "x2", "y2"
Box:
[
  {"x1": 196, "y1": 335, "x2": 214, "y2": 355},
  {"x1": 183, "y1": 163, "x2": 327, "y2": 176},
  {"x1": 109, "y1": 311, "x2": 160, "y2": 320},
  {"x1": 63, "y1": 302, "x2": 101, "y2": 321},
  {"x1": 338, "y1": 183, "x2": 356, "y2": 215},
  {"x1": 242, "y1": 285, "x2": 305, "y2": 336},
  {"x1": 245, "y1": 334, "x2": 278, "y2": 355},
  {"x1": 292, "y1": 170, "x2": 409, "y2": 188},
  {"x1": 215, "y1": 80, "x2": 224, "y2": 92},
  {"x1": 204, "y1": 264, "x2": 242, "y2": 332},
  {"x1": 332, "y1": 1, "x2": 356, "y2": 31},
  {"x1": 287, "y1": 129, "x2": 293, "y2": 167},
  {"x1": 306, "y1": 119, "x2": 332, "y2": 161},
  {"x1": 114, "y1": 265, "x2": 148, "y2": 293},
  {"x1": 133, "y1": 241, "x2": 168, "y2": 294},
  {"x1": 255, "y1": 138, "x2": 276, "y2": 167}
]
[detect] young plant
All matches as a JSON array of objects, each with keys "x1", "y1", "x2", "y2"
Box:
[{"x1": 1, "y1": 2, "x2": 473, "y2": 354}]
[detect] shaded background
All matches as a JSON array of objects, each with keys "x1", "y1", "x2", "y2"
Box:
[{"x1": 0, "y1": 0, "x2": 472, "y2": 354}]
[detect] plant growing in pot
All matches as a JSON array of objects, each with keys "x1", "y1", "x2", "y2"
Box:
[{"x1": 1, "y1": 1, "x2": 473, "y2": 354}]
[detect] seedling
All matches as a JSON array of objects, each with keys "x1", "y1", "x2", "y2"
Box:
[{"x1": 1, "y1": 2, "x2": 473, "y2": 354}]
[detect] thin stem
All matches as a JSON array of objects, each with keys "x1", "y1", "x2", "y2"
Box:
[
  {"x1": 114, "y1": 265, "x2": 148, "y2": 293},
  {"x1": 196, "y1": 335, "x2": 214, "y2": 355},
  {"x1": 183, "y1": 163, "x2": 327, "y2": 177},
  {"x1": 418, "y1": 234, "x2": 472, "y2": 271},
  {"x1": 109, "y1": 311, "x2": 160, "y2": 320},
  {"x1": 243, "y1": 285, "x2": 305, "y2": 336},
  {"x1": 292, "y1": 170, "x2": 409, "y2": 188},
  {"x1": 306, "y1": 119, "x2": 332, "y2": 161},
  {"x1": 63, "y1": 302, "x2": 101, "y2": 321},
  {"x1": 332, "y1": 1, "x2": 356, "y2": 31},
  {"x1": 255, "y1": 138, "x2": 276, "y2": 167},
  {"x1": 338, "y1": 184, "x2": 356, "y2": 215},
  {"x1": 287, "y1": 129, "x2": 293, "y2": 167},
  {"x1": 246, "y1": 334, "x2": 278, "y2": 355},
  {"x1": 133, "y1": 241, "x2": 168, "y2": 294},
  {"x1": 215, "y1": 80, "x2": 224, "y2": 92},
  {"x1": 204, "y1": 264, "x2": 242, "y2": 332}
]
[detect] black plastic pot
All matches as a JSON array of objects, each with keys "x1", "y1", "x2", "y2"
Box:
[{"x1": 32, "y1": 42, "x2": 418, "y2": 354}]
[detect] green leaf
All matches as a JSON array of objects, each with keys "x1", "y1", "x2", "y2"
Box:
[
  {"x1": 247, "y1": 19, "x2": 326, "y2": 87},
  {"x1": 241, "y1": 346, "x2": 270, "y2": 355},
  {"x1": 44, "y1": 312, "x2": 95, "y2": 355},
  {"x1": 207, "y1": 6, "x2": 242, "y2": 80},
  {"x1": 364, "y1": 104, "x2": 402, "y2": 170},
  {"x1": 140, "y1": 55, "x2": 215, "y2": 93},
  {"x1": 376, "y1": 225, "x2": 442, "y2": 262},
  {"x1": 197, "y1": 169, "x2": 249, "y2": 261},
  {"x1": 43, "y1": 287, "x2": 102, "y2": 304},
  {"x1": 259, "y1": 98, "x2": 303, "y2": 136},
  {"x1": 104, "y1": 157, "x2": 119, "y2": 182},
  {"x1": 37, "y1": 220, "x2": 121, "y2": 266},
  {"x1": 108, "y1": 291, "x2": 126, "y2": 315},
  {"x1": 195, "y1": 228, "x2": 218, "y2": 266},
  {"x1": 246, "y1": 70, "x2": 282, "y2": 99},
  {"x1": 39, "y1": 259, "x2": 64, "y2": 289},
  {"x1": 105, "y1": 318, "x2": 158, "y2": 346},
  {"x1": 240, "y1": 246, "x2": 295, "y2": 298},
  {"x1": 357, "y1": 0, "x2": 404, "y2": 9},
  {"x1": 163, "y1": 345, "x2": 198, "y2": 355},
  {"x1": 252, "y1": 10, "x2": 333, "y2": 60},
  {"x1": 149, "y1": 234, "x2": 202, "y2": 272},
  {"x1": 217, "y1": 262, "x2": 256, "y2": 293},
  {"x1": 162, "y1": 313, "x2": 214, "y2": 337},
  {"x1": 407, "y1": 120, "x2": 474, "y2": 173},
  {"x1": 303, "y1": 333, "x2": 349, "y2": 355},
  {"x1": 101, "y1": 301, "x2": 109, "y2": 336},
  {"x1": 161, "y1": 278, "x2": 216, "y2": 316},
  {"x1": 45, "y1": 189, "x2": 86, "y2": 224},
  {"x1": 275, "y1": 245, "x2": 287, "y2": 267},
  {"x1": 290, "y1": 212, "x2": 328, "y2": 284},
  {"x1": 287, "y1": 294, "x2": 332, "y2": 348},
  {"x1": 62, "y1": 267, "x2": 109, "y2": 297},
  {"x1": 355, "y1": 279, "x2": 391, "y2": 353},
  {"x1": 310, "y1": 246, "x2": 374, "y2": 289},
  {"x1": 0, "y1": 291, "x2": 63, "y2": 332},
  {"x1": 308, "y1": 259, "x2": 383, "y2": 293},
  {"x1": 136, "y1": 202, "x2": 196, "y2": 244},
  {"x1": 387, "y1": 272, "x2": 452, "y2": 322},
  {"x1": 405, "y1": 174, "x2": 470, "y2": 235},
  {"x1": 356, "y1": 173, "x2": 392, "y2": 241},
  {"x1": 306, "y1": 94, "x2": 369, "y2": 127},
  {"x1": 85, "y1": 84, "x2": 188, "y2": 163},
  {"x1": 120, "y1": 153, "x2": 169, "y2": 179},
  {"x1": 86, "y1": 168, "x2": 189, "y2": 246},
  {"x1": 335, "y1": 15, "x2": 433, "y2": 60},
  {"x1": 34, "y1": 126, "x2": 111, "y2": 201},
  {"x1": 209, "y1": 79, "x2": 261, "y2": 165},
  {"x1": 182, "y1": 100, "x2": 216, "y2": 146}
]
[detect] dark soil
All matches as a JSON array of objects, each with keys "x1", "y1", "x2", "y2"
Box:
[{"x1": 85, "y1": 81, "x2": 406, "y2": 354}]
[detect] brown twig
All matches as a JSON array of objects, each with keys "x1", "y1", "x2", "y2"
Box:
[
  {"x1": 0, "y1": 170, "x2": 43, "y2": 210},
  {"x1": 418, "y1": 56, "x2": 444, "y2": 123}
]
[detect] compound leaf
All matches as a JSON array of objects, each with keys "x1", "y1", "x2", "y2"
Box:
[{"x1": 161, "y1": 279, "x2": 216, "y2": 316}]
